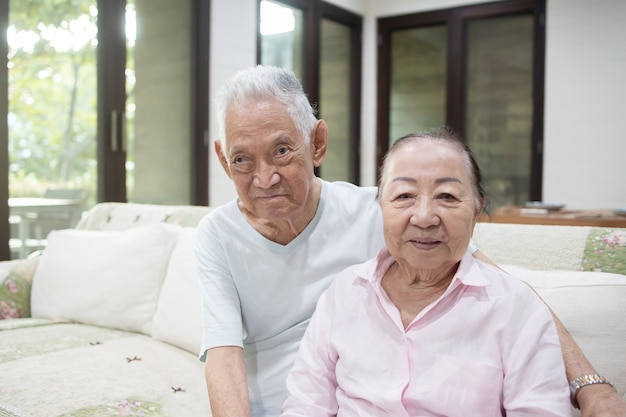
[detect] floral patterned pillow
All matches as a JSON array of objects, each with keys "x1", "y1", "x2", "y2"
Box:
[
  {"x1": 582, "y1": 228, "x2": 626, "y2": 275},
  {"x1": 0, "y1": 258, "x2": 39, "y2": 319}
]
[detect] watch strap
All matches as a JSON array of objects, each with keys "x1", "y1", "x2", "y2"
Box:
[{"x1": 569, "y1": 374, "x2": 616, "y2": 409}]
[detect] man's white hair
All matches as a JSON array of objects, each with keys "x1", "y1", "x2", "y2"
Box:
[{"x1": 215, "y1": 65, "x2": 318, "y2": 155}]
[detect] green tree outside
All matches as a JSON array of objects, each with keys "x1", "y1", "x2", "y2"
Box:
[{"x1": 8, "y1": 0, "x2": 98, "y2": 204}]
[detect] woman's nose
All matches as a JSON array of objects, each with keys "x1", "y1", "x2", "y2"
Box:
[
  {"x1": 252, "y1": 161, "x2": 280, "y2": 189},
  {"x1": 410, "y1": 199, "x2": 440, "y2": 227}
]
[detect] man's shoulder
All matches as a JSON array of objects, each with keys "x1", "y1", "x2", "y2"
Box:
[
  {"x1": 322, "y1": 181, "x2": 380, "y2": 220},
  {"x1": 324, "y1": 181, "x2": 378, "y2": 205},
  {"x1": 325, "y1": 180, "x2": 377, "y2": 194},
  {"x1": 198, "y1": 199, "x2": 239, "y2": 228}
]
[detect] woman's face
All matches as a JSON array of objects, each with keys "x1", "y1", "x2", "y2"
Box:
[{"x1": 380, "y1": 140, "x2": 479, "y2": 273}]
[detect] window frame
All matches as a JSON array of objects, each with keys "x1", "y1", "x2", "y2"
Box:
[
  {"x1": 377, "y1": 0, "x2": 546, "y2": 200},
  {"x1": 256, "y1": 0, "x2": 362, "y2": 184}
]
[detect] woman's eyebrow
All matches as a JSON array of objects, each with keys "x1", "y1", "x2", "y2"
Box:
[
  {"x1": 391, "y1": 176, "x2": 462, "y2": 184},
  {"x1": 435, "y1": 177, "x2": 462, "y2": 184},
  {"x1": 391, "y1": 176, "x2": 416, "y2": 183}
]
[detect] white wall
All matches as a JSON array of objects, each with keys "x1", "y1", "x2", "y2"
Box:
[
  {"x1": 208, "y1": 0, "x2": 258, "y2": 205},
  {"x1": 209, "y1": 0, "x2": 626, "y2": 210},
  {"x1": 543, "y1": 0, "x2": 626, "y2": 209}
]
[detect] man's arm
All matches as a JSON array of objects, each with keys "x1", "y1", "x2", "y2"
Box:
[
  {"x1": 553, "y1": 314, "x2": 626, "y2": 417},
  {"x1": 205, "y1": 346, "x2": 250, "y2": 417},
  {"x1": 473, "y1": 249, "x2": 626, "y2": 416}
]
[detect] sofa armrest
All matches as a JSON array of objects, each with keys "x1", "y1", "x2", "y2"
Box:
[{"x1": 0, "y1": 258, "x2": 40, "y2": 319}]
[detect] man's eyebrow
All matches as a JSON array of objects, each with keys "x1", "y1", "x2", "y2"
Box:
[{"x1": 228, "y1": 135, "x2": 293, "y2": 155}]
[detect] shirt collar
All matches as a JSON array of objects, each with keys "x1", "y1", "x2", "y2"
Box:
[{"x1": 353, "y1": 246, "x2": 490, "y2": 289}]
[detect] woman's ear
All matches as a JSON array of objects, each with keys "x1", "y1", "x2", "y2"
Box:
[
  {"x1": 311, "y1": 119, "x2": 328, "y2": 167},
  {"x1": 474, "y1": 196, "x2": 486, "y2": 222}
]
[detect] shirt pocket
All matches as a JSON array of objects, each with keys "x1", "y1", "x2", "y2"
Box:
[{"x1": 429, "y1": 354, "x2": 503, "y2": 417}]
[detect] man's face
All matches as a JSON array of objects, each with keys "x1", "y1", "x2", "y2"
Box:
[{"x1": 218, "y1": 98, "x2": 321, "y2": 221}]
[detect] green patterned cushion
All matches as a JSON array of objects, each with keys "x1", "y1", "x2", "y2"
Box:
[
  {"x1": 0, "y1": 258, "x2": 39, "y2": 319},
  {"x1": 582, "y1": 228, "x2": 626, "y2": 274}
]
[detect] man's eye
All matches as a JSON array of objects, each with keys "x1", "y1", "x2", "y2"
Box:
[
  {"x1": 232, "y1": 156, "x2": 246, "y2": 165},
  {"x1": 276, "y1": 146, "x2": 288, "y2": 156}
]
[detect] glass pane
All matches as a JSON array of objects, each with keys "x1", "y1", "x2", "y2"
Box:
[
  {"x1": 129, "y1": 0, "x2": 193, "y2": 204},
  {"x1": 389, "y1": 25, "x2": 446, "y2": 145},
  {"x1": 319, "y1": 18, "x2": 351, "y2": 182},
  {"x1": 8, "y1": 0, "x2": 97, "y2": 259},
  {"x1": 465, "y1": 14, "x2": 533, "y2": 208},
  {"x1": 260, "y1": 0, "x2": 304, "y2": 79}
]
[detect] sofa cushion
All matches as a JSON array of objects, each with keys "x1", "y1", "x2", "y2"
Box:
[
  {"x1": 502, "y1": 265, "x2": 626, "y2": 401},
  {"x1": 582, "y1": 228, "x2": 626, "y2": 274},
  {"x1": 0, "y1": 258, "x2": 40, "y2": 320},
  {"x1": 0, "y1": 321, "x2": 211, "y2": 416},
  {"x1": 30, "y1": 223, "x2": 181, "y2": 334},
  {"x1": 151, "y1": 227, "x2": 203, "y2": 354}
]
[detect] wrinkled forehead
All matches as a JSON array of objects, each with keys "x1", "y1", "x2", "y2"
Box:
[
  {"x1": 222, "y1": 99, "x2": 299, "y2": 151},
  {"x1": 379, "y1": 138, "x2": 474, "y2": 192},
  {"x1": 388, "y1": 138, "x2": 467, "y2": 171}
]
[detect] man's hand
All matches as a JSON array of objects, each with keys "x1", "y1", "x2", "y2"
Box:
[{"x1": 578, "y1": 384, "x2": 626, "y2": 417}]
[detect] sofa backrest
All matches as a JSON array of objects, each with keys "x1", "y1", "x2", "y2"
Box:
[
  {"x1": 76, "y1": 202, "x2": 213, "y2": 231},
  {"x1": 473, "y1": 222, "x2": 626, "y2": 275}
]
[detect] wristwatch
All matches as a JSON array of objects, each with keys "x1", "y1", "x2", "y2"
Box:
[{"x1": 569, "y1": 374, "x2": 616, "y2": 409}]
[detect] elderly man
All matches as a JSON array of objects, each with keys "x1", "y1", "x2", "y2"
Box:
[{"x1": 195, "y1": 65, "x2": 625, "y2": 417}]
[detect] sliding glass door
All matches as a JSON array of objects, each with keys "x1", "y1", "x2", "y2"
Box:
[{"x1": 1, "y1": 0, "x2": 209, "y2": 260}]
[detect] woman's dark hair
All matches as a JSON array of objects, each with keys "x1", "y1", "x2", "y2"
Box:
[{"x1": 377, "y1": 126, "x2": 487, "y2": 214}]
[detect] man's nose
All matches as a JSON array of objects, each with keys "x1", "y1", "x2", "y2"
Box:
[{"x1": 252, "y1": 160, "x2": 280, "y2": 189}]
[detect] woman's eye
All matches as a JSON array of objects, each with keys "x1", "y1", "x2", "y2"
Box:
[
  {"x1": 395, "y1": 193, "x2": 413, "y2": 200},
  {"x1": 438, "y1": 193, "x2": 457, "y2": 201}
]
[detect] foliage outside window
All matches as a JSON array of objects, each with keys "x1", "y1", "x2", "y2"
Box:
[{"x1": 8, "y1": 1, "x2": 99, "y2": 204}]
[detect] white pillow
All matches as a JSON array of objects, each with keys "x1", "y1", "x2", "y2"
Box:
[
  {"x1": 502, "y1": 265, "x2": 626, "y2": 401},
  {"x1": 151, "y1": 227, "x2": 203, "y2": 354},
  {"x1": 31, "y1": 223, "x2": 181, "y2": 334}
]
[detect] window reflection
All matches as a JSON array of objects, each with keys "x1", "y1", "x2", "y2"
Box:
[
  {"x1": 320, "y1": 18, "x2": 352, "y2": 181},
  {"x1": 260, "y1": 0, "x2": 303, "y2": 78},
  {"x1": 389, "y1": 26, "x2": 447, "y2": 146},
  {"x1": 466, "y1": 14, "x2": 534, "y2": 207}
]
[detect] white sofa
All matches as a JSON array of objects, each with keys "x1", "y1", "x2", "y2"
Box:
[{"x1": 0, "y1": 202, "x2": 625, "y2": 417}]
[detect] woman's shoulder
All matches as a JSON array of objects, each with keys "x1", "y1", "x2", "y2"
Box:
[{"x1": 474, "y1": 259, "x2": 541, "y2": 299}]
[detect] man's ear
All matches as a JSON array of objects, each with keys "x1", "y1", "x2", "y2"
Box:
[
  {"x1": 311, "y1": 119, "x2": 328, "y2": 168},
  {"x1": 214, "y1": 140, "x2": 232, "y2": 179}
]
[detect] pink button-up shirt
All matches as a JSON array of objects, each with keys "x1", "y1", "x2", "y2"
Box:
[{"x1": 281, "y1": 249, "x2": 572, "y2": 417}]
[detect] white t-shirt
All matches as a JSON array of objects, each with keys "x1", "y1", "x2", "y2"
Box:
[{"x1": 195, "y1": 180, "x2": 385, "y2": 416}]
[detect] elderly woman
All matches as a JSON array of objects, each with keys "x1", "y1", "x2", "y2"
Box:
[{"x1": 280, "y1": 127, "x2": 572, "y2": 417}]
